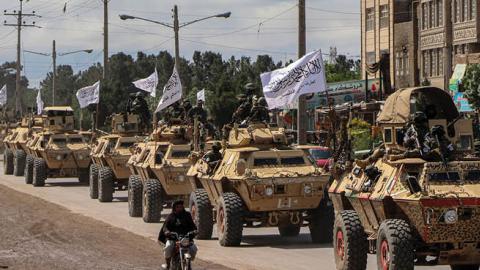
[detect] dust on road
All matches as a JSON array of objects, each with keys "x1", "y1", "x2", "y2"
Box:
[{"x1": 0, "y1": 184, "x2": 229, "y2": 270}]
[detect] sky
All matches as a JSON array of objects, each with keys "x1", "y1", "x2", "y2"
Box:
[{"x1": 0, "y1": 0, "x2": 360, "y2": 89}]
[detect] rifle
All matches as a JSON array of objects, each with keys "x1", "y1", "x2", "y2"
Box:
[{"x1": 409, "y1": 123, "x2": 423, "y2": 156}]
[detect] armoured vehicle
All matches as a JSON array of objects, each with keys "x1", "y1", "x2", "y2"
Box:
[
  {"x1": 3, "y1": 116, "x2": 43, "y2": 176},
  {"x1": 330, "y1": 87, "x2": 480, "y2": 270},
  {"x1": 186, "y1": 123, "x2": 333, "y2": 246},
  {"x1": 127, "y1": 121, "x2": 194, "y2": 223},
  {"x1": 25, "y1": 107, "x2": 91, "y2": 186},
  {"x1": 89, "y1": 113, "x2": 144, "y2": 202}
]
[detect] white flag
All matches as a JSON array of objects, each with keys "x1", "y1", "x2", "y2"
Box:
[
  {"x1": 133, "y1": 68, "x2": 158, "y2": 97},
  {"x1": 197, "y1": 89, "x2": 205, "y2": 102},
  {"x1": 0, "y1": 85, "x2": 6, "y2": 106},
  {"x1": 36, "y1": 90, "x2": 44, "y2": 115},
  {"x1": 76, "y1": 81, "x2": 100, "y2": 109},
  {"x1": 261, "y1": 50, "x2": 327, "y2": 109},
  {"x1": 155, "y1": 67, "x2": 182, "y2": 112}
]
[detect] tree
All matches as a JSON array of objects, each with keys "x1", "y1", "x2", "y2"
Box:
[{"x1": 463, "y1": 64, "x2": 480, "y2": 109}]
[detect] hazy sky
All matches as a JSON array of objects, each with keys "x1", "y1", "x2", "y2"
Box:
[{"x1": 0, "y1": 0, "x2": 360, "y2": 88}]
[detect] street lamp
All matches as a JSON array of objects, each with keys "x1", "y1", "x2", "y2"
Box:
[
  {"x1": 25, "y1": 40, "x2": 93, "y2": 105},
  {"x1": 120, "y1": 6, "x2": 231, "y2": 95}
]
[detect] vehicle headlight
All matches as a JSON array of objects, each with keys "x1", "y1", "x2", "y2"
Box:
[
  {"x1": 265, "y1": 186, "x2": 274, "y2": 197},
  {"x1": 444, "y1": 209, "x2": 458, "y2": 224},
  {"x1": 180, "y1": 238, "x2": 190, "y2": 247},
  {"x1": 56, "y1": 155, "x2": 63, "y2": 161},
  {"x1": 176, "y1": 175, "x2": 185, "y2": 182},
  {"x1": 304, "y1": 184, "x2": 312, "y2": 194}
]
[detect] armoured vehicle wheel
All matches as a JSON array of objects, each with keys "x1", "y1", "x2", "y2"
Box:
[
  {"x1": 89, "y1": 165, "x2": 99, "y2": 199},
  {"x1": 98, "y1": 167, "x2": 114, "y2": 202},
  {"x1": 278, "y1": 223, "x2": 301, "y2": 237},
  {"x1": 376, "y1": 219, "x2": 414, "y2": 270},
  {"x1": 450, "y1": 265, "x2": 480, "y2": 270},
  {"x1": 333, "y1": 210, "x2": 367, "y2": 270},
  {"x1": 309, "y1": 199, "x2": 335, "y2": 243},
  {"x1": 217, "y1": 192, "x2": 244, "y2": 247},
  {"x1": 189, "y1": 189, "x2": 213, "y2": 239},
  {"x1": 24, "y1": 155, "x2": 34, "y2": 184},
  {"x1": 32, "y1": 158, "x2": 47, "y2": 187},
  {"x1": 78, "y1": 168, "x2": 89, "y2": 184},
  {"x1": 13, "y1": 149, "x2": 26, "y2": 176},
  {"x1": 128, "y1": 175, "x2": 143, "y2": 217},
  {"x1": 4, "y1": 149, "x2": 14, "y2": 175},
  {"x1": 142, "y1": 179, "x2": 163, "y2": 223}
]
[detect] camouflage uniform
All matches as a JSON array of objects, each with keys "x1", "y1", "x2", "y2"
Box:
[
  {"x1": 188, "y1": 100, "x2": 207, "y2": 124},
  {"x1": 131, "y1": 92, "x2": 151, "y2": 131},
  {"x1": 202, "y1": 142, "x2": 222, "y2": 173},
  {"x1": 248, "y1": 97, "x2": 270, "y2": 124}
]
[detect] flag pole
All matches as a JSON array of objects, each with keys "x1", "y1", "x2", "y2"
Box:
[{"x1": 95, "y1": 82, "x2": 100, "y2": 131}]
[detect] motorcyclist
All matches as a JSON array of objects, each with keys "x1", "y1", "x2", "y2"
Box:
[{"x1": 158, "y1": 200, "x2": 198, "y2": 270}]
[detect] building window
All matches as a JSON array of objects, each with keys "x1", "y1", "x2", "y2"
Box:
[
  {"x1": 437, "y1": 0, "x2": 443, "y2": 26},
  {"x1": 405, "y1": 53, "x2": 410, "y2": 75},
  {"x1": 463, "y1": 0, "x2": 469, "y2": 21},
  {"x1": 437, "y1": 49, "x2": 443, "y2": 76},
  {"x1": 422, "y1": 3, "x2": 428, "y2": 29},
  {"x1": 455, "y1": 0, "x2": 461, "y2": 22},
  {"x1": 367, "y1": 52, "x2": 376, "y2": 64},
  {"x1": 423, "y1": 51, "x2": 430, "y2": 78},
  {"x1": 431, "y1": 50, "x2": 437, "y2": 76},
  {"x1": 470, "y1": 0, "x2": 476, "y2": 20},
  {"x1": 380, "y1": 5, "x2": 389, "y2": 28},
  {"x1": 366, "y1": 8, "x2": 375, "y2": 31}
]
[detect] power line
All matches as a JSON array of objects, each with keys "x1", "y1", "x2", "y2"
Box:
[{"x1": 306, "y1": 6, "x2": 360, "y2": 15}]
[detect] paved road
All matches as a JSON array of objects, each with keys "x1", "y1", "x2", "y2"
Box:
[{"x1": 0, "y1": 165, "x2": 449, "y2": 270}]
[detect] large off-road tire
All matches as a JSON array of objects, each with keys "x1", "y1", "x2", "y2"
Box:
[
  {"x1": 32, "y1": 158, "x2": 47, "y2": 187},
  {"x1": 24, "y1": 155, "x2": 34, "y2": 184},
  {"x1": 278, "y1": 223, "x2": 301, "y2": 237},
  {"x1": 13, "y1": 149, "x2": 26, "y2": 176},
  {"x1": 89, "y1": 164, "x2": 99, "y2": 199},
  {"x1": 376, "y1": 219, "x2": 414, "y2": 270},
  {"x1": 4, "y1": 149, "x2": 14, "y2": 175},
  {"x1": 98, "y1": 167, "x2": 114, "y2": 202},
  {"x1": 309, "y1": 198, "x2": 335, "y2": 243},
  {"x1": 142, "y1": 179, "x2": 163, "y2": 223},
  {"x1": 78, "y1": 168, "x2": 89, "y2": 184},
  {"x1": 333, "y1": 210, "x2": 368, "y2": 270},
  {"x1": 217, "y1": 192, "x2": 244, "y2": 247},
  {"x1": 189, "y1": 189, "x2": 213, "y2": 239},
  {"x1": 451, "y1": 265, "x2": 480, "y2": 270},
  {"x1": 128, "y1": 175, "x2": 143, "y2": 217}
]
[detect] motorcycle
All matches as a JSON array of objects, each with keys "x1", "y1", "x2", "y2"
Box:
[{"x1": 169, "y1": 231, "x2": 196, "y2": 270}]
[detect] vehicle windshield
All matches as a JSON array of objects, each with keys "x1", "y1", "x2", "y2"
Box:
[
  {"x1": 52, "y1": 137, "x2": 67, "y2": 146},
  {"x1": 68, "y1": 137, "x2": 84, "y2": 144},
  {"x1": 119, "y1": 142, "x2": 135, "y2": 148},
  {"x1": 309, "y1": 149, "x2": 331, "y2": 159},
  {"x1": 171, "y1": 151, "x2": 190, "y2": 158}
]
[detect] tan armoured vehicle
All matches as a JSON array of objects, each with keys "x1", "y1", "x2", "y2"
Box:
[
  {"x1": 3, "y1": 116, "x2": 43, "y2": 176},
  {"x1": 330, "y1": 86, "x2": 480, "y2": 270},
  {"x1": 186, "y1": 124, "x2": 333, "y2": 246},
  {"x1": 89, "y1": 113, "x2": 144, "y2": 202},
  {"x1": 25, "y1": 107, "x2": 91, "y2": 186},
  {"x1": 127, "y1": 121, "x2": 194, "y2": 223}
]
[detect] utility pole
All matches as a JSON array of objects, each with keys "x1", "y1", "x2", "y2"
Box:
[
  {"x1": 297, "y1": 0, "x2": 307, "y2": 145},
  {"x1": 173, "y1": 5, "x2": 180, "y2": 72},
  {"x1": 103, "y1": 0, "x2": 109, "y2": 79},
  {"x1": 4, "y1": 0, "x2": 39, "y2": 116},
  {"x1": 52, "y1": 40, "x2": 57, "y2": 105}
]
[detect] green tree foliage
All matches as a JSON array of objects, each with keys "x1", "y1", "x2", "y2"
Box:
[
  {"x1": 325, "y1": 55, "x2": 360, "y2": 83},
  {"x1": 463, "y1": 64, "x2": 480, "y2": 109},
  {"x1": 6, "y1": 51, "x2": 357, "y2": 128}
]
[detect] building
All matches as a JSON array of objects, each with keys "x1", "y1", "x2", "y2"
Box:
[
  {"x1": 361, "y1": 0, "x2": 419, "y2": 91},
  {"x1": 361, "y1": 0, "x2": 480, "y2": 91}
]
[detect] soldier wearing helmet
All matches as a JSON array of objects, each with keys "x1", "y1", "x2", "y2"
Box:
[
  {"x1": 247, "y1": 96, "x2": 270, "y2": 124},
  {"x1": 188, "y1": 99, "x2": 207, "y2": 124},
  {"x1": 231, "y1": 83, "x2": 257, "y2": 124},
  {"x1": 202, "y1": 141, "x2": 222, "y2": 173},
  {"x1": 131, "y1": 91, "x2": 151, "y2": 132}
]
